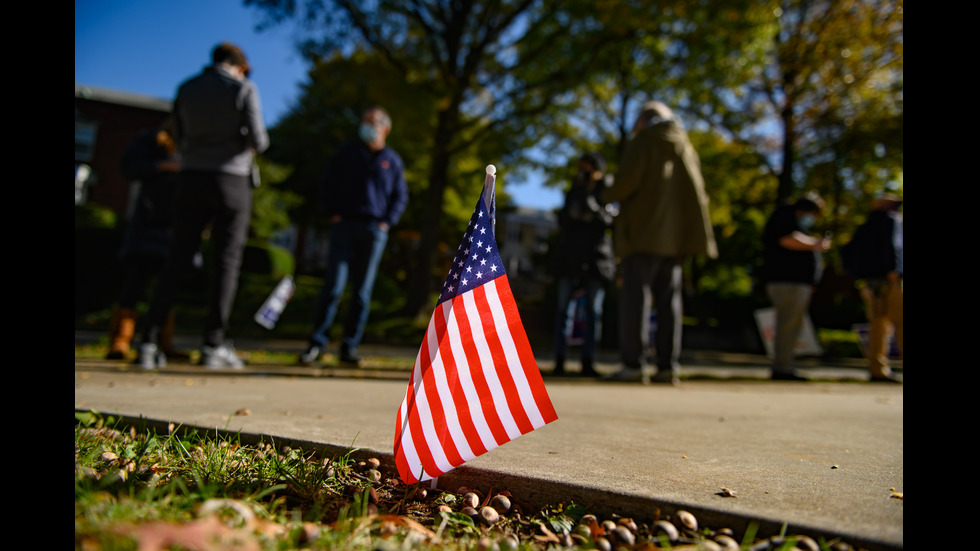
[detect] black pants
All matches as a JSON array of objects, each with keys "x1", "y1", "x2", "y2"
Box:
[{"x1": 142, "y1": 171, "x2": 251, "y2": 347}]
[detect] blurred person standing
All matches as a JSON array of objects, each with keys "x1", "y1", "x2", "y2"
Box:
[
  {"x1": 761, "y1": 194, "x2": 831, "y2": 381},
  {"x1": 137, "y1": 42, "x2": 269, "y2": 369},
  {"x1": 550, "y1": 152, "x2": 616, "y2": 377},
  {"x1": 106, "y1": 119, "x2": 187, "y2": 360},
  {"x1": 298, "y1": 106, "x2": 408, "y2": 367},
  {"x1": 603, "y1": 101, "x2": 718, "y2": 385},
  {"x1": 842, "y1": 193, "x2": 903, "y2": 383}
]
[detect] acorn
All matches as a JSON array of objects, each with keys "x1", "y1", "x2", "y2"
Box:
[
  {"x1": 489, "y1": 494, "x2": 511, "y2": 514},
  {"x1": 612, "y1": 525, "x2": 635, "y2": 546},
  {"x1": 462, "y1": 492, "x2": 480, "y2": 509},
  {"x1": 652, "y1": 520, "x2": 680, "y2": 542},
  {"x1": 714, "y1": 534, "x2": 740, "y2": 550},
  {"x1": 479, "y1": 506, "x2": 500, "y2": 525},
  {"x1": 675, "y1": 510, "x2": 698, "y2": 534}
]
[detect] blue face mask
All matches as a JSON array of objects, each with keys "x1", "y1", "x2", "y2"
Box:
[
  {"x1": 359, "y1": 123, "x2": 379, "y2": 144},
  {"x1": 798, "y1": 213, "x2": 816, "y2": 230}
]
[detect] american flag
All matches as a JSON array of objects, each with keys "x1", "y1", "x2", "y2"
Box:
[{"x1": 394, "y1": 167, "x2": 558, "y2": 485}]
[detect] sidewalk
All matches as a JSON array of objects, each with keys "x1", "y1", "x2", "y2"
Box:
[{"x1": 74, "y1": 336, "x2": 903, "y2": 550}]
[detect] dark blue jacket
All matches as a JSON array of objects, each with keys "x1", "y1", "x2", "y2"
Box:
[{"x1": 320, "y1": 141, "x2": 408, "y2": 227}]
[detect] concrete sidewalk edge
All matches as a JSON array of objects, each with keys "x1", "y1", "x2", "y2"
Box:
[{"x1": 75, "y1": 408, "x2": 901, "y2": 551}]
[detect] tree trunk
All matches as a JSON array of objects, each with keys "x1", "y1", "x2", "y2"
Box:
[
  {"x1": 403, "y1": 111, "x2": 455, "y2": 317},
  {"x1": 777, "y1": 103, "x2": 795, "y2": 204}
]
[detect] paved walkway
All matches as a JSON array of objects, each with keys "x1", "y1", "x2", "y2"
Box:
[{"x1": 74, "y1": 335, "x2": 903, "y2": 550}]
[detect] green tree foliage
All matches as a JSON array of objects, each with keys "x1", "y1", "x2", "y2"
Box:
[
  {"x1": 687, "y1": 0, "x2": 903, "y2": 210},
  {"x1": 245, "y1": 0, "x2": 902, "y2": 327},
  {"x1": 247, "y1": 0, "x2": 654, "y2": 315},
  {"x1": 250, "y1": 156, "x2": 301, "y2": 241}
]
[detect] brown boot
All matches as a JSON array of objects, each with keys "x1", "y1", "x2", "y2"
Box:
[
  {"x1": 160, "y1": 310, "x2": 190, "y2": 360},
  {"x1": 106, "y1": 308, "x2": 136, "y2": 360}
]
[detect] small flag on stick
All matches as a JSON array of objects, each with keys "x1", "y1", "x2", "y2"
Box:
[{"x1": 394, "y1": 165, "x2": 558, "y2": 484}]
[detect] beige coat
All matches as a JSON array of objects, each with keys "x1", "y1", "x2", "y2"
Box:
[{"x1": 605, "y1": 120, "x2": 718, "y2": 260}]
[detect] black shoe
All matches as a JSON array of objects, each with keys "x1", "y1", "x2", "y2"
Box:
[
  {"x1": 298, "y1": 345, "x2": 322, "y2": 366},
  {"x1": 649, "y1": 369, "x2": 680, "y2": 386},
  {"x1": 551, "y1": 356, "x2": 566, "y2": 376},
  {"x1": 339, "y1": 347, "x2": 361, "y2": 367},
  {"x1": 771, "y1": 371, "x2": 807, "y2": 381},
  {"x1": 579, "y1": 358, "x2": 598, "y2": 377}
]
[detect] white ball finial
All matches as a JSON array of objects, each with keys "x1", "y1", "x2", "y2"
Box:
[{"x1": 486, "y1": 164, "x2": 496, "y2": 176}]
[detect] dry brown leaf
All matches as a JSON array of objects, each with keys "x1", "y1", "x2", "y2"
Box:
[
  {"x1": 235, "y1": 408, "x2": 251, "y2": 416},
  {"x1": 117, "y1": 517, "x2": 260, "y2": 551},
  {"x1": 890, "y1": 491, "x2": 903, "y2": 500}
]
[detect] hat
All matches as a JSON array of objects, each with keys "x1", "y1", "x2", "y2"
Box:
[
  {"x1": 579, "y1": 151, "x2": 606, "y2": 173},
  {"x1": 639, "y1": 101, "x2": 673, "y2": 121}
]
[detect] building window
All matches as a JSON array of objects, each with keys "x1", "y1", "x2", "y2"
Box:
[{"x1": 75, "y1": 121, "x2": 98, "y2": 162}]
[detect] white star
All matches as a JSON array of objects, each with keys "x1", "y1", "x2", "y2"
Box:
[
  {"x1": 480, "y1": 258, "x2": 487, "y2": 266},
  {"x1": 476, "y1": 241, "x2": 483, "y2": 248},
  {"x1": 472, "y1": 253, "x2": 479, "y2": 260},
  {"x1": 480, "y1": 227, "x2": 486, "y2": 235},
  {"x1": 466, "y1": 266, "x2": 472, "y2": 273},
  {"x1": 476, "y1": 271, "x2": 483, "y2": 279},
  {"x1": 461, "y1": 278, "x2": 468, "y2": 286},
  {"x1": 447, "y1": 285, "x2": 454, "y2": 293},
  {"x1": 453, "y1": 272, "x2": 459, "y2": 279},
  {"x1": 490, "y1": 264, "x2": 497, "y2": 272},
  {"x1": 485, "y1": 245, "x2": 492, "y2": 253}
]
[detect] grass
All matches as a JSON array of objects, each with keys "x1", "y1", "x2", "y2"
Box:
[{"x1": 75, "y1": 412, "x2": 864, "y2": 551}]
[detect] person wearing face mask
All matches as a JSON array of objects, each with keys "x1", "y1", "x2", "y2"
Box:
[
  {"x1": 760, "y1": 193, "x2": 832, "y2": 381},
  {"x1": 298, "y1": 106, "x2": 408, "y2": 367},
  {"x1": 550, "y1": 152, "x2": 617, "y2": 377}
]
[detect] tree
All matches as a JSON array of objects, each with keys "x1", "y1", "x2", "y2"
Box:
[
  {"x1": 686, "y1": 0, "x2": 903, "y2": 208},
  {"x1": 248, "y1": 0, "x2": 644, "y2": 315}
]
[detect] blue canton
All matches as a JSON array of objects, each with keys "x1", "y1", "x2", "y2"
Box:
[{"x1": 437, "y1": 198, "x2": 504, "y2": 305}]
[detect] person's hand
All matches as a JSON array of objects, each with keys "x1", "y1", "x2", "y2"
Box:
[
  {"x1": 378, "y1": 221, "x2": 390, "y2": 232},
  {"x1": 817, "y1": 236, "x2": 832, "y2": 252}
]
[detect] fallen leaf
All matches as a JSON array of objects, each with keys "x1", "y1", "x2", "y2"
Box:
[
  {"x1": 235, "y1": 409, "x2": 251, "y2": 416},
  {"x1": 890, "y1": 492, "x2": 903, "y2": 500},
  {"x1": 716, "y1": 488, "x2": 737, "y2": 498}
]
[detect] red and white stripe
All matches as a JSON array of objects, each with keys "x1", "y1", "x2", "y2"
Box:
[{"x1": 394, "y1": 275, "x2": 558, "y2": 484}]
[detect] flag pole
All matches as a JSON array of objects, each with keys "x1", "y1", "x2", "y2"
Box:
[{"x1": 483, "y1": 164, "x2": 496, "y2": 235}]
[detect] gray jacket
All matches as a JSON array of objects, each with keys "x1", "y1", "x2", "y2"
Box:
[{"x1": 174, "y1": 64, "x2": 269, "y2": 176}]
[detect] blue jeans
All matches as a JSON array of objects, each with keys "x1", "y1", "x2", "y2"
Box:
[
  {"x1": 308, "y1": 219, "x2": 388, "y2": 354},
  {"x1": 554, "y1": 277, "x2": 605, "y2": 361}
]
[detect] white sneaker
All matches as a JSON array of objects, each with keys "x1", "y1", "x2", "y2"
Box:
[
  {"x1": 137, "y1": 342, "x2": 166, "y2": 370},
  {"x1": 201, "y1": 344, "x2": 245, "y2": 369}
]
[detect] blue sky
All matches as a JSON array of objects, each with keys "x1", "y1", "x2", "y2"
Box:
[{"x1": 75, "y1": 0, "x2": 561, "y2": 210}]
